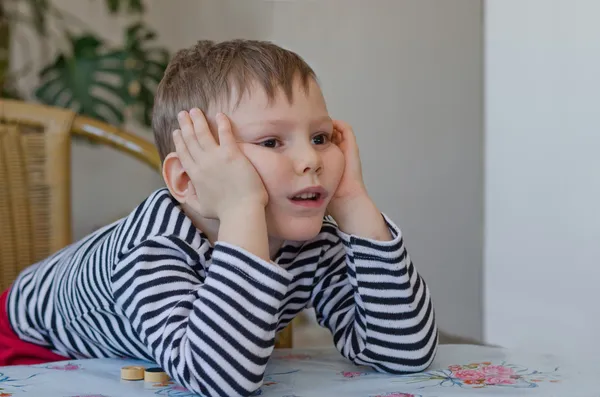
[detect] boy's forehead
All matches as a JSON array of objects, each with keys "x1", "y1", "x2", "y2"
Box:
[
  {"x1": 230, "y1": 80, "x2": 328, "y2": 125},
  {"x1": 240, "y1": 115, "x2": 332, "y2": 131}
]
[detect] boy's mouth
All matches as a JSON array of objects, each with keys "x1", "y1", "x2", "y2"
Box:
[
  {"x1": 291, "y1": 192, "x2": 321, "y2": 201},
  {"x1": 288, "y1": 186, "x2": 327, "y2": 208}
]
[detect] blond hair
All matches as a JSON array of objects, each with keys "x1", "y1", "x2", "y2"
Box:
[{"x1": 152, "y1": 39, "x2": 317, "y2": 161}]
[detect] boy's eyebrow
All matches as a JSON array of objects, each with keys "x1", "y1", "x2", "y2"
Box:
[{"x1": 246, "y1": 115, "x2": 332, "y2": 128}]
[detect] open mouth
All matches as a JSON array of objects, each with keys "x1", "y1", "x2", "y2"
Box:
[
  {"x1": 290, "y1": 192, "x2": 322, "y2": 202},
  {"x1": 288, "y1": 187, "x2": 327, "y2": 208}
]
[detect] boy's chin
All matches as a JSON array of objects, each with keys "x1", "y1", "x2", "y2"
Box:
[{"x1": 268, "y1": 213, "x2": 326, "y2": 242}]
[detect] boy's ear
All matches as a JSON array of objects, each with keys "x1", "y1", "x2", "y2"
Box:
[{"x1": 162, "y1": 152, "x2": 191, "y2": 203}]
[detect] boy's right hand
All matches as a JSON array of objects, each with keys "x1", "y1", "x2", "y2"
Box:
[{"x1": 173, "y1": 108, "x2": 268, "y2": 220}]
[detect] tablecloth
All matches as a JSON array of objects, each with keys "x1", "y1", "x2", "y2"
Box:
[{"x1": 0, "y1": 344, "x2": 596, "y2": 396}]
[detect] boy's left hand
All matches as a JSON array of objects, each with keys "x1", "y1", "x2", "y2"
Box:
[
  {"x1": 328, "y1": 120, "x2": 393, "y2": 241},
  {"x1": 328, "y1": 120, "x2": 368, "y2": 211}
]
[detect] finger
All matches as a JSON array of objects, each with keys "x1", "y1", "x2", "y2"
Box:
[
  {"x1": 189, "y1": 108, "x2": 217, "y2": 150},
  {"x1": 177, "y1": 110, "x2": 200, "y2": 149},
  {"x1": 215, "y1": 113, "x2": 237, "y2": 147},
  {"x1": 333, "y1": 120, "x2": 361, "y2": 161},
  {"x1": 332, "y1": 119, "x2": 356, "y2": 142},
  {"x1": 177, "y1": 110, "x2": 204, "y2": 157},
  {"x1": 173, "y1": 129, "x2": 196, "y2": 170},
  {"x1": 332, "y1": 127, "x2": 343, "y2": 145}
]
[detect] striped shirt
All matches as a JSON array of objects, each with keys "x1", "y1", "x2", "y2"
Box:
[{"x1": 7, "y1": 188, "x2": 438, "y2": 397}]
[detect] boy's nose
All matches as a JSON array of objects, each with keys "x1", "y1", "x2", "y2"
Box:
[{"x1": 294, "y1": 147, "x2": 323, "y2": 175}]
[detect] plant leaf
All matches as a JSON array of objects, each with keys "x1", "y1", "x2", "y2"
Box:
[
  {"x1": 119, "y1": 22, "x2": 169, "y2": 126},
  {"x1": 127, "y1": 0, "x2": 144, "y2": 13},
  {"x1": 34, "y1": 35, "x2": 125, "y2": 125},
  {"x1": 100, "y1": 0, "x2": 145, "y2": 14},
  {"x1": 105, "y1": 0, "x2": 120, "y2": 13},
  {"x1": 33, "y1": 26, "x2": 168, "y2": 128}
]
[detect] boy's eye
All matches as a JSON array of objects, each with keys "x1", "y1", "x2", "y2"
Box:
[
  {"x1": 259, "y1": 139, "x2": 280, "y2": 148},
  {"x1": 312, "y1": 133, "x2": 330, "y2": 145}
]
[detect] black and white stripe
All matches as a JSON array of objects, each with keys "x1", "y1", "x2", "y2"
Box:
[{"x1": 8, "y1": 188, "x2": 437, "y2": 397}]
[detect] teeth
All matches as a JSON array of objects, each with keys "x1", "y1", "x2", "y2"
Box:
[{"x1": 294, "y1": 192, "x2": 318, "y2": 200}]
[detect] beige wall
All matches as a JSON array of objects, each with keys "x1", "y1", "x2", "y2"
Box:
[{"x1": 11, "y1": 0, "x2": 483, "y2": 341}]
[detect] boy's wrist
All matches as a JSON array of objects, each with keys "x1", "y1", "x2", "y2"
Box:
[
  {"x1": 219, "y1": 201, "x2": 265, "y2": 222},
  {"x1": 330, "y1": 194, "x2": 393, "y2": 241},
  {"x1": 328, "y1": 193, "x2": 374, "y2": 227},
  {"x1": 218, "y1": 204, "x2": 271, "y2": 262}
]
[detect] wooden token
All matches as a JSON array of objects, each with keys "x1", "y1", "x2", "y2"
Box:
[
  {"x1": 144, "y1": 367, "x2": 170, "y2": 383},
  {"x1": 121, "y1": 365, "x2": 145, "y2": 381}
]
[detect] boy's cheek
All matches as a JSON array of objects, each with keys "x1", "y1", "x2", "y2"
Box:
[
  {"x1": 331, "y1": 146, "x2": 346, "y2": 175},
  {"x1": 325, "y1": 149, "x2": 345, "y2": 187}
]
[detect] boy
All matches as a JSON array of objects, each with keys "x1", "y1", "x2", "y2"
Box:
[{"x1": 1, "y1": 40, "x2": 438, "y2": 397}]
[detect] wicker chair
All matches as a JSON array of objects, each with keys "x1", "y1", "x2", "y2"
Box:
[{"x1": 0, "y1": 99, "x2": 293, "y2": 348}]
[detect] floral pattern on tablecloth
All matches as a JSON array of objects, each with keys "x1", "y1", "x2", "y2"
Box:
[
  {"x1": 337, "y1": 360, "x2": 561, "y2": 390},
  {"x1": 0, "y1": 345, "x2": 594, "y2": 396},
  {"x1": 0, "y1": 371, "x2": 39, "y2": 396}
]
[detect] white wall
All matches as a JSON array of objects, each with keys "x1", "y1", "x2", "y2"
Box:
[
  {"x1": 12, "y1": 0, "x2": 484, "y2": 341},
  {"x1": 484, "y1": 0, "x2": 600, "y2": 355},
  {"x1": 269, "y1": 0, "x2": 483, "y2": 341}
]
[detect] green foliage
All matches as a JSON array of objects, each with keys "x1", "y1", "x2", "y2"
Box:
[
  {"x1": 118, "y1": 23, "x2": 169, "y2": 126},
  {"x1": 1, "y1": 0, "x2": 169, "y2": 129},
  {"x1": 103, "y1": 0, "x2": 144, "y2": 14},
  {"x1": 35, "y1": 23, "x2": 167, "y2": 127}
]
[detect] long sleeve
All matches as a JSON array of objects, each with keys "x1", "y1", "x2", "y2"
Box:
[
  {"x1": 111, "y1": 236, "x2": 293, "y2": 397},
  {"x1": 309, "y1": 214, "x2": 438, "y2": 373}
]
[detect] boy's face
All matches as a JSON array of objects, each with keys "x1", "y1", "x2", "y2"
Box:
[{"x1": 216, "y1": 77, "x2": 345, "y2": 242}]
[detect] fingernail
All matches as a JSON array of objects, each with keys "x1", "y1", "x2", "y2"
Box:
[
  {"x1": 190, "y1": 108, "x2": 201, "y2": 115},
  {"x1": 178, "y1": 111, "x2": 186, "y2": 119}
]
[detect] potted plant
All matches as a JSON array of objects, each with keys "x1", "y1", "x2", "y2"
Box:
[{"x1": 0, "y1": 0, "x2": 169, "y2": 129}]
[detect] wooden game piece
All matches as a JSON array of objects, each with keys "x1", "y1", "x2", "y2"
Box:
[
  {"x1": 144, "y1": 367, "x2": 170, "y2": 383},
  {"x1": 120, "y1": 365, "x2": 145, "y2": 381}
]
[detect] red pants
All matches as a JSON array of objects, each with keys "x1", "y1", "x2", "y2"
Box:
[{"x1": 0, "y1": 288, "x2": 69, "y2": 365}]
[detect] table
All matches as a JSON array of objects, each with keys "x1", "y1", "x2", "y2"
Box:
[{"x1": 0, "y1": 344, "x2": 596, "y2": 396}]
